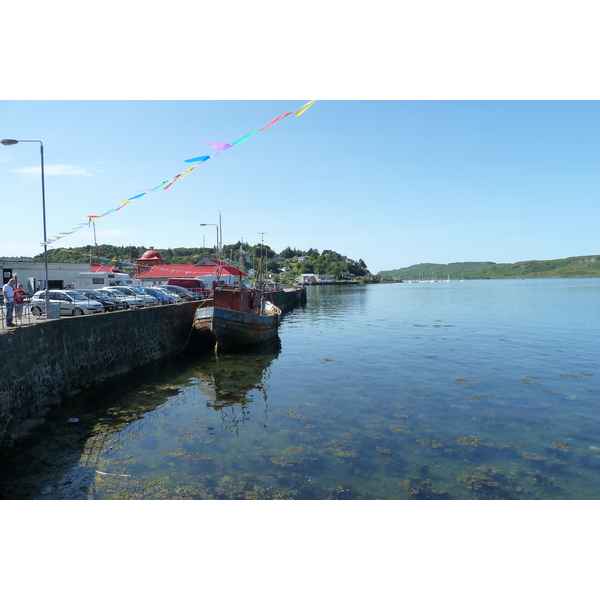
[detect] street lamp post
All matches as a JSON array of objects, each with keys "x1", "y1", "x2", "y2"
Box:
[
  {"x1": 199, "y1": 223, "x2": 219, "y2": 260},
  {"x1": 1, "y1": 139, "x2": 50, "y2": 318}
]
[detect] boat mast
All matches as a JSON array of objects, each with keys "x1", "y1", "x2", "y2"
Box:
[
  {"x1": 238, "y1": 242, "x2": 244, "y2": 290},
  {"x1": 257, "y1": 232, "x2": 268, "y2": 291}
]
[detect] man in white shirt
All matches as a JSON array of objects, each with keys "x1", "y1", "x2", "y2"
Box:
[{"x1": 2, "y1": 278, "x2": 16, "y2": 327}]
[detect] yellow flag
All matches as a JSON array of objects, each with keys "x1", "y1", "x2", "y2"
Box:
[
  {"x1": 179, "y1": 166, "x2": 197, "y2": 180},
  {"x1": 294, "y1": 100, "x2": 316, "y2": 116}
]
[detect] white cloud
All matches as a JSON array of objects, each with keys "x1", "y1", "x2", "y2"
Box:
[{"x1": 13, "y1": 164, "x2": 92, "y2": 177}]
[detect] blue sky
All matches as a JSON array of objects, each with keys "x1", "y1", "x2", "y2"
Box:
[{"x1": 1, "y1": 100, "x2": 598, "y2": 273}]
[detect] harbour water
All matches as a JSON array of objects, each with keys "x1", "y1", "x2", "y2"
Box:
[{"x1": 2, "y1": 278, "x2": 600, "y2": 500}]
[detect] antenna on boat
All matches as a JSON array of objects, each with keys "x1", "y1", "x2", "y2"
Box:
[
  {"x1": 239, "y1": 241, "x2": 245, "y2": 290},
  {"x1": 257, "y1": 232, "x2": 268, "y2": 290}
]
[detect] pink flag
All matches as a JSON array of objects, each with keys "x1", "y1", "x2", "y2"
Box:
[{"x1": 203, "y1": 142, "x2": 231, "y2": 152}]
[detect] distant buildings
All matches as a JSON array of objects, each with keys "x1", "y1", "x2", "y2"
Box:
[
  {"x1": 1, "y1": 259, "x2": 89, "y2": 293},
  {"x1": 295, "y1": 273, "x2": 336, "y2": 284},
  {"x1": 132, "y1": 249, "x2": 248, "y2": 287}
]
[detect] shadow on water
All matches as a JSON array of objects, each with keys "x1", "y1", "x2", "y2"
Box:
[{"x1": 0, "y1": 338, "x2": 281, "y2": 500}]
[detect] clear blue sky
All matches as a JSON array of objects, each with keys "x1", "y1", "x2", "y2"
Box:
[{"x1": 1, "y1": 100, "x2": 598, "y2": 273}]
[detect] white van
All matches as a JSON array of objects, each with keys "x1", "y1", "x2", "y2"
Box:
[{"x1": 74, "y1": 272, "x2": 136, "y2": 290}]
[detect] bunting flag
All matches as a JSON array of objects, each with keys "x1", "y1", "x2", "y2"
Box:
[
  {"x1": 203, "y1": 142, "x2": 231, "y2": 152},
  {"x1": 42, "y1": 100, "x2": 316, "y2": 246},
  {"x1": 151, "y1": 180, "x2": 170, "y2": 191},
  {"x1": 260, "y1": 112, "x2": 292, "y2": 131},
  {"x1": 163, "y1": 174, "x2": 181, "y2": 190},
  {"x1": 294, "y1": 100, "x2": 316, "y2": 116},
  {"x1": 184, "y1": 156, "x2": 210, "y2": 163},
  {"x1": 178, "y1": 166, "x2": 197, "y2": 179},
  {"x1": 232, "y1": 129, "x2": 260, "y2": 145}
]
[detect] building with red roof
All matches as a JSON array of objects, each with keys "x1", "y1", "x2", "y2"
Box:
[
  {"x1": 89, "y1": 263, "x2": 126, "y2": 274},
  {"x1": 133, "y1": 262, "x2": 249, "y2": 287},
  {"x1": 135, "y1": 248, "x2": 168, "y2": 275}
]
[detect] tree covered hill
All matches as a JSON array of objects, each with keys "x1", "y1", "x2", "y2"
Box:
[
  {"x1": 378, "y1": 255, "x2": 600, "y2": 280},
  {"x1": 29, "y1": 243, "x2": 371, "y2": 283}
]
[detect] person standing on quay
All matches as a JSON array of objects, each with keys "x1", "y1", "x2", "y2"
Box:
[
  {"x1": 2, "y1": 278, "x2": 16, "y2": 327},
  {"x1": 14, "y1": 283, "x2": 29, "y2": 326}
]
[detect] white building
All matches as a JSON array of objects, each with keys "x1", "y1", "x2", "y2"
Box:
[
  {"x1": 295, "y1": 273, "x2": 317, "y2": 284},
  {"x1": 1, "y1": 260, "x2": 88, "y2": 294}
]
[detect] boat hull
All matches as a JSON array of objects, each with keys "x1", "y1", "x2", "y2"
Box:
[
  {"x1": 193, "y1": 305, "x2": 214, "y2": 331},
  {"x1": 212, "y1": 306, "x2": 279, "y2": 349}
]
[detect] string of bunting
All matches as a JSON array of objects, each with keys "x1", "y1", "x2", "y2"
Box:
[{"x1": 41, "y1": 101, "x2": 316, "y2": 247}]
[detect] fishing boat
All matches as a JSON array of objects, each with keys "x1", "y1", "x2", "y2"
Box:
[
  {"x1": 193, "y1": 238, "x2": 281, "y2": 350},
  {"x1": 210, "y1": 286, "x2": 281, "y2": 350}
]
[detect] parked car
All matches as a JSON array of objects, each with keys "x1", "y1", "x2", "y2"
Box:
[
  {"x1": 116, "y1": 286, "x2": 160, "y2": 307},
  {"x1": 76, "y1": 289, "x2": 126, "y2": 312},
  {"x1": 154, "y1": 284, "x2": 202, "y2": 301},
  {"x1": 149, "y1": 286, "x2": 184, "y2": 303},
  {"x1": 30, "y1": 290, "x2": 104, "y2": 317},
  {"x1": 139, "y1": 286, "x2": 175, "y2": 305},
  {"x1": 100, "y1": 287, "x2": 145, "y2": 309}
]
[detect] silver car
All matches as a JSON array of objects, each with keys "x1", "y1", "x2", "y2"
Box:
[
  {"x1": 117, "y1": 286, "x2": 160, "y2": 307},
  {"x1": 30, "y1": 290, "x2": 104, "y2": 316},
  {"x1": 100, "y1": 287, "x2": 146, "y2": 308},
  {"x1": 76, "y1": 289, "x2": 127, "y2": 311}
]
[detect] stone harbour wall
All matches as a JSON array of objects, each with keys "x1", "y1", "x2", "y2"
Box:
[
  {"x1": 0, "y1": 302, "x2": 203, "y2": 449},
  {"x1": 270, "y1": 287, "x2": 307, "y2": 313},
  {"x1": 0, "y1": 288, "x2": 306, "y2": 449}
]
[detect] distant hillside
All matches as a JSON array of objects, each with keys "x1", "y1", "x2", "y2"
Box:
[
  {"x1": 28, "y1": 244, "x2": 370, "y2": 283},
  {"x1": 378, "y1": 256, "x2": 600, "y2": 280}
]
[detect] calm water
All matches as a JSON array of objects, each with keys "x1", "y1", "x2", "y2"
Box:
[{"x1": 2, "y1": 279, "x2": 600, "y2": 500}]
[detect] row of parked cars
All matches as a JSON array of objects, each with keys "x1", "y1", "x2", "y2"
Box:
[{"x1": 29, "y1": 284, "x2": 207, "y2": 317}]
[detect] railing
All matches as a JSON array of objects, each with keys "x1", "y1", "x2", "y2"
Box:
[
  {"x1": 0, "y1": 296, "x2": 180, "y2": 330},
  {"x1": 0, "y1": 301, "x2": 34, "y2": 330}
]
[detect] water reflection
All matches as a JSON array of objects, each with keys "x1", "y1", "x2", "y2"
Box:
[
  {"x1": 0, "y1": 339, "x2": 282, "y2": 499},
  {"x1": 195, "y1": 339, "x2": 281, "y2": 433}
]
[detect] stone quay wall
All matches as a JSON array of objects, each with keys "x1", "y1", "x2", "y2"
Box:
[
  {"x1": 0, "y1": 301, "x2": 202, "y2": 449},
  {"x1": 271, "y1": 287, "x2": 306, "y2": 313},
  {"x1": 0, "y1": 288, "x2": 305, "y2": 449}
]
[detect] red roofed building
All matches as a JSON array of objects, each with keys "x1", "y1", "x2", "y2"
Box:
[
  {"x1": 89, "y1": 263, "x2": 126, "y2": 274},
  {"x1": 135, "y1": 248, "x2": 168, "y2": 275},
  {"x1": 133, "y1": 262, "x2": 249, "y2": 287}
]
